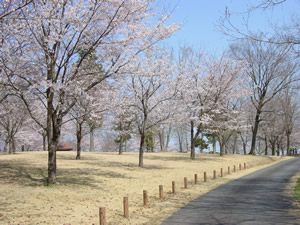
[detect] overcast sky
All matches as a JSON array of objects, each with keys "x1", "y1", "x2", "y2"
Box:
[{"x1": 162, "y1": 0, "x2": 299, "y2": 55}]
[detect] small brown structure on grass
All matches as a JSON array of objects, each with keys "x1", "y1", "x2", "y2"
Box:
[{"x1": 57, "y1": 143, "x2": 73, "y2": 151}]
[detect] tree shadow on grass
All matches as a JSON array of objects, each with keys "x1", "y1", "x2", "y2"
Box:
[
  {"x1": 144, "y1": 154, "x2": 224, "y2": 162},
  {"x1": 0, "y1": 160, "x2": 134, "y2": 188},
  {"x1": 83, "y1": 160, "x2": 169, "y2": 171}
]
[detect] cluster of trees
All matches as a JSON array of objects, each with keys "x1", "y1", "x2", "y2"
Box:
[{"x1": 0, "y1": 0, "x2": 299, "y2": 184}]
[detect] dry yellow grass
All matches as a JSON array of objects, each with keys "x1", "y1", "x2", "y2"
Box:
[{"x1": 0, "y1": 151, "x2": 292, "y2": 225}]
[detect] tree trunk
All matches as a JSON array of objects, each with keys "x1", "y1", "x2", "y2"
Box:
[
  {"x1": 3, "y1": 138, "x2": 8, "y2": 153},
  {"x1": 213, "y1": 135, "x2": 216, "y2": 154},
  {"x1": 124, "y1": 139, "x2": 127, "y2": 152},
  {"x1": 271, "y1": 142, "x2": 276, "y2": 156},
  {"x1": 178, "y1": 133, "x2": 183, "y2": 153},
  {"x1": 48, "y1": 142, "x2": 57, "y2": 184},
  {"x1": 165, "y1": 126, "x2": 172, "y2": 152},
  {"x1": 264, "y1": 136, "x2": 268, "y2": 155},
  {"x1": 243, "y1": 142, "x2": 247, "y2": 155},
  {"x1": 185, "y1": 130, "x2": 189, "y2": 153},
  {"x1": 9, "y1": 139, "x2": 13, "y2": 154},
  {"x1": 249, "y1": 112, "x2": 261, "y2": 155},
  {"x1": 89, "y1": 126, "x2": 94, "y2": 152},
  {"x1": 119, "y1": 136, "x2": 123, "y2": 155},
  {"x1": 76, "y1": 122, "x2": 82, "y2": 160},
  {"x1": 240, "y1": 135, "x2": 247, "y2": 155},
  {"x1": 139, "y1": 133, "x2": 145, "y2": 167},
  {"x1": 225, "y1": 141, "x2": 229, "y2": 154},
  {"x1": 233, "y1": 135, "x2": 237, "y2": 154},
  {"x1": 220, "y1": 142, "x2": 224, "y2": 156},
  {"x1": 190, "y1": 121, "x2": 195, "y2": 159},
  {"x1": 286, "y1": 132, "x2": 291, "y2": 155},
  {"x1": 43, "y1": 133, "x2": 47, "y2": 151},
  {"x1": 159, "y1": 130, "x2": 165, "y2": 152}
]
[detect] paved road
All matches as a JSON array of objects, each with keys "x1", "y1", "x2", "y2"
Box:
[{"x1": 161, "y1": 158, "x2": 300, "y2": 225}]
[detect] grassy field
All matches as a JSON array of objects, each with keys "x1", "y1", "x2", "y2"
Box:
[{"x1": 0, "y1": 151, "x2": 291, "y2": 225}]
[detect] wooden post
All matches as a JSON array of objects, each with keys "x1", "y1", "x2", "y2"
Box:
[
  {"x1": 220, "y1": 168, "x2": 223, "y2": 177},
  {"x1": 239, "y1": 163, "x2": 242, "y2": 170},
  {"x1": 213, "y1": 170, "x2": 216, "y2": 179},
  {"x1": 228, "y1": 166, "x2": 230, "y2": 175},
  {"x1": 172, "y1": 181, "x2": 176, "y2": 194},
  {"x1": 99, "y1": 207, "x2": 106, "y2": 225},
  {"x1": 123, "y1": 197, "x2": 129, "y2": 219},
  {"x1": 143, "y1": 190, "x2": 148, "y2": 207},
  {"x1": 244, "y1": 162, "x2": 246, "y2": 169},
  {"x1": 184, "y1": 177, "x2": 188, "y2": 189},
  {"x1": 234, "y1": 165, "x2": 236, "y2": 172},
  {"x1": 204, "y1": 172, "x2": 207, "y2": 182},
  {"x1": 159, "y1": 185, "x2": 163, "y2": 200},
  {"x1": 194, "y1": 174, "x2": 198, "y2": 184}
]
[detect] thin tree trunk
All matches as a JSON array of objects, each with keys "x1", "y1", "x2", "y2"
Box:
[
  {"x1": 124, "y1": 139, "x2": 127, "y2": 152},
  {"x1": 264, "y1": 136, "x2": 268, "y2": 155},
  {"x1": 165, "y1": 126, "x2": 172, "y2": 152},
  {"x1": 213, "y1": 135, "x2": 216, "y2": 154},
  {"x1": 286, "y1": 132, "x2": 291, "y2": 155},
  {"x1": 190, "y1": 121, "x2": 195, "y2": 159},
  {"x1": 43, "y1": 133, "x2": 47, "y2": 151},
  {"x1": 177, "y1": 132, "x2": 183, "y2": 152},
  {"x1": 89, "y1": 126, "x2": 94, "y2": 152},
  {"x1": 159, "y1": 130, "x2": 165, "y2": 152},
  {"x1": 185, "y1": 129, "x2": 189, "y2": 153},
  {"x1": 233, "y1": 136, "x2": 237, "y2": 154},
  {"x1": 76, "y1": 122, "x2": 82, "y2": 160}
]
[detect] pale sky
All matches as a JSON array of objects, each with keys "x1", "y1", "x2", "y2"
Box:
[{"x1": 162, "y1": 0, "x2": 299, "y2": 54}]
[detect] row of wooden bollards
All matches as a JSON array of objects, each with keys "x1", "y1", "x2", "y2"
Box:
[{"x1": 99, "y1": 162, "x2": 247, "y2": 225}]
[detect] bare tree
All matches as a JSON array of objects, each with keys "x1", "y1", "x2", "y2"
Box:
[
  {"x1": 279, "y1": 89, "x2": 300, "y2": 155},
  {"x1": 219, "y1": 0, "x2": 299, "y2": 54},
  {"x1": 158, "y1": 125, "x2": 172, "y2": 152},
  {"x1": 230, "y1": 39, "x2": 298, "y2": 155}
]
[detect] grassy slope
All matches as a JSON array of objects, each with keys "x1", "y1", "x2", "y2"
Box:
[
  {"x1": 295, "y1": 178, "x2": 300, "y2": 201},
  {"x1": 0, "y1": 151, "x2": 291, "y2": 225}
]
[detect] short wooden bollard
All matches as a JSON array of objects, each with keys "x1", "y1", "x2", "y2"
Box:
[
  {"x1": 220, "y1": 168, "x2": 223, "y2": 177},
  {"x1": 143, "y1": 190, "x2": 148, "y2": 207},
  {"x1": 99, "y1": 207, "x2": 106, "y2": 225},
  {"x1": 172, "y1": 181, "x2": 176, "y2": 194},
  {"x1": 244, "y1": 162, "x2": 246, "y2": 169},
  {"x1": 184, "y1": 177, "x2": 188, "y2": 189},
  {"x1": 213, "y1": 170, "x2": 216, "y2": 179},
  {"x1": 234, "y1": 165, "x2": 236, "y2": 172},
  {"x1": 204, "y1": 172, "x2": 207, "y2": 182},
  {"x1": 228, "y1": 166, "x2": 230, "y2": 175},
  {"x1": 123, "y1": 197, "x2": 129, "y2": 219},
  {"x1": 194, "y1": 174, "x2": 198, "y2": 184},
  {"x1": 239, "y1": 163, "x2": 242, "y2": 170},
  {"x1": 159, "y1": 185, "x2": 163, "y2": 200}
]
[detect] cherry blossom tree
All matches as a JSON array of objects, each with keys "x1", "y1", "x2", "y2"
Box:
[
  {"x1": 124, "y1": 49, "x2": 179, "y2": 167},
  {"x1": 177, "y1": 46, "x2": 248, "y2": 159},
  {"x1": 0, "y1": 0, "x2": 33, "y2": 20},
  {"x1": 0, "y1": 0, "x2": 179, "y2": 184}
]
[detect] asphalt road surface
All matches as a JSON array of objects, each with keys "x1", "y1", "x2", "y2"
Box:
[{"x1": 161, "y1": 157, "x2": 300, "y2": 225}]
